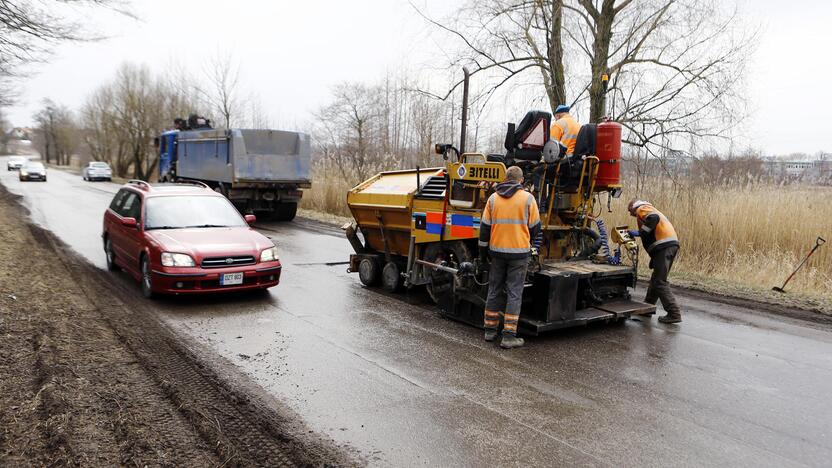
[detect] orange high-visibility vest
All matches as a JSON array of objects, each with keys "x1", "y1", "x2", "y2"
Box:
[
  {"x1": 550, "y1": 114, "x2": 581, "y2": 156},
  {"x1": 479, "y1": 189, "x2": 540, "y2": 257},
  {"x1": 635, "y1": 203, "x2": 679, "y2": 253}
]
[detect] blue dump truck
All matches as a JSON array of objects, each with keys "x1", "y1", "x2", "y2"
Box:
[{"x1": 156, "y1": 118, "x2": 311, "y2": 221}]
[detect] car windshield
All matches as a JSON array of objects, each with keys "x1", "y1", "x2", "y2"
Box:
[
  {"x1": 144, "y1": 195, "x2": 247, "y2": 230},
  {"x1": 91, "y1": 162, "x2": 109, "y2": 168},
  {"x1": 24, "y1": 162, "x2": 44, "y2": 170},
  {"x1": 11, "y1": 157, "x2": 26, "y2": 162}
]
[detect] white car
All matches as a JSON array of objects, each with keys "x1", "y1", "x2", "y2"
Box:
[
  {"x1": 19, "y1": 161, "x2": 46, "y2": 181},
  {"x1": 82, "y1": 161, "x2": 113, "y2": 181},
  {"x1": 6, "y1": 156, "x2": 27, "y2": 171}
]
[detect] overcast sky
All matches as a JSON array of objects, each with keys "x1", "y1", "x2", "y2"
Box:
[{"x1": 5, "y1": 0, "x2": 830, "y2": 156}]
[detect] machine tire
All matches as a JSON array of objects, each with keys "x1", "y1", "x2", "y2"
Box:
[
  {"x1": 358, "y1": 257, "x2": 381, "y2": 286},
  {"x1": 274, "y1": 202, "x2": 298, "y2": 222},
  {"x1": 381, "y1": 261, "x2": 403, "y2": 292},
  {"x1": 423, "y1": 241, "x2": 472, "y2": 305},
  {"x1": 104, "y1": 237, "x2": 120, "y2": 272}
]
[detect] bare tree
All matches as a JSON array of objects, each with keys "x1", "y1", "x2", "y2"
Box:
[
  {"x1": 80, "y1": 86, "x2": 130, "y2": 174},
  {"x1": 0, "y1": 1, "x2": 133, "y2": 104},
  {"x1": 313, "y1": 83, "x2": 385, "y2": 181},
  {"x1": 414, "y1": 0, "x2": 568, "y2": 113},
  {"x1": 197, "y1": 52, "x2": 246, "y2": 129},
  {"x1": 33, "y1": 99, "x2": 78, "y2": 165},
  {"x1": 425, "y1": 0, "x2": 754, "y2": 162},
  {"x1": 80, "y1": 62, "x2": 197, "y2": 179}
]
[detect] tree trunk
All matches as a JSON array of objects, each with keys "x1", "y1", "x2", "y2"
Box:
[
  {"x1": 588, "y1": 0, "x2": 616, "y2": 123},
  {"x1": 545, "y1": 0, "x2": 567, "y2": 112}
]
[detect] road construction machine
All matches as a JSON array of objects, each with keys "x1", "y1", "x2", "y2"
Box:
[{"x1": 344, "y1": 71, "x2": 655, "y2": 335}]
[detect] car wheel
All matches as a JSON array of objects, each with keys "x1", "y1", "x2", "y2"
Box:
[
  {"x1": 140, "y1": 256, "x2": 156, "y2": 299},
  {"x1": 104, "y1": 237, "x2": 120, "y2": 272}
]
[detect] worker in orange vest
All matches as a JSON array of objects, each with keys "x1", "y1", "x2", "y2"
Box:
[
  {"x1": 550, "y1": 104, "x2": 581, "y2": 156},
  {"x1": 479, "y1": 166, "x2": 541, "y2": 348},
  {"x1": 627, "y1": 199, "x2": 682, "y2": 323}
]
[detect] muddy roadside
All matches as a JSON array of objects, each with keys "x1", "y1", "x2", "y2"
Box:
[{"x1": 0, "y1": 185, "x2": 357, "y2": 467}]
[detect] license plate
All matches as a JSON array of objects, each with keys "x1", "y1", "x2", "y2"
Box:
[{"x1": 220, "y1": 272, "x2": 243, "y2": 286}]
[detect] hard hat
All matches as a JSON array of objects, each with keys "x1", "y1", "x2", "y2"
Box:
[
  {"x1": 554, "y1": 104, "x2": 570, "y2": 114},
  {"x1": 628, "y1": 199, "x2": 648, "y2": 213}
]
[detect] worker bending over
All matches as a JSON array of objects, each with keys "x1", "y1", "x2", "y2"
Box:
[
  {"x1": 627, "y1": 200, "x2": 682, "y2": 323},
  {"x1": 479, "y1": 166, "x2": 541, "y2": 348},
  {"x1": 550, "y1": 104, "x2": 581, "y2": 156}
]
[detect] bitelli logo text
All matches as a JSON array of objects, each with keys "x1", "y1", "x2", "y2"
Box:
[{"x1": 468, "y1": 165, "x2": 500, "y2": 179}]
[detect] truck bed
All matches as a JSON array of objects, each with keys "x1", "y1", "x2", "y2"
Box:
[{"x1": 176, "y1": 129, "x2": 311, "y2": 186}]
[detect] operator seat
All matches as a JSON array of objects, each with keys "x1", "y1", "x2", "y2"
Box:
[
  {"x1": 558, "y1": 123, "x2": 598, "y2": 192},
  {"x1": 504, "y1": 110, "x2": 552, "y2": 161}
]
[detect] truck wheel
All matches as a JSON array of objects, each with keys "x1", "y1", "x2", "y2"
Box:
[
  {"x1": 382, "y1": 261, "x2": 403, "y2": 292},
  {"x1": 423, "y1": 241, "x2": 471, "y2": 305},
  {"x1": 358, "y1": 258, "x2": 380, "y2": 286},
  {"x1": 274, "y1": 202, "x2": 298, "y2": 221}
]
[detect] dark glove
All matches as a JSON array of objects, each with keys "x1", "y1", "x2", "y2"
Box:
[
  {"x1": 648, "y1": 257, "x2": 654, "y2": 269},
  {"x1": 479, "y1": 246, "x2": 489, "y2": 262},
  {"x1": 628, "y1": 230, "x2": 640, "y2": 238}
]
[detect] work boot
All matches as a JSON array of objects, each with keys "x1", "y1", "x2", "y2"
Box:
[
  {"x1": 500, "y1": 334, "x2": 524, "y2": 349},
  {"x1": 484, "y1": 329, "x2": 498, "y2": 342},
  {"x1": 658, "y1": 314, "x2": 682, "y2": 324}
]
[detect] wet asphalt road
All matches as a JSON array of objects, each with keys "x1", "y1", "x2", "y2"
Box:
[{"x1": 2, "y1": 158, "x2": 831, "y2": 467}]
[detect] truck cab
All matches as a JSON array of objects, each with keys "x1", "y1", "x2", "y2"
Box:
[{"x1": 158, "y1": 131, "x2": 178, "y2": 182}]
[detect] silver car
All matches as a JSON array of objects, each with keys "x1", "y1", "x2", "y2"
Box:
[
  {"x1": 6, "y1": 156, "x2": 27, "y2": 171},
  {"x1": 19, "y1": 161, "x2": 46, "y2": 182},
  {"x1": 82, "y1": 161, "x2": 113, "y2": 181}
]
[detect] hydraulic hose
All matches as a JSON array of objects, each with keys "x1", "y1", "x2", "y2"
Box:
[{"x1": 594, "y1": 218, "x2": 622, "y2": 265}]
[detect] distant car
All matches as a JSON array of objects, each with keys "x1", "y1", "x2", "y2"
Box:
[
  {"x1": 82, "y1": 161, "x2": 113, "y2": 181},
  {"x1": 6, "y1": 156, "x2": 27, "y2": 171},
  {"x1": 19, "y1": 161, "x2": 46, "y2": 181},
  {"x1": 102, "y1": 180, "x2": 281, "y2": 298}
]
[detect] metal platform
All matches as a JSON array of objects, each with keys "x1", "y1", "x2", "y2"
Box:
[{"x1": 519, "y1": 299, "x2": 655, "y2": 335}]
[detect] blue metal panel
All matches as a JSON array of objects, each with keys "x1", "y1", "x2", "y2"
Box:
[{"x1": 175, "y1": 129, "x2": 233, "y2": 183}]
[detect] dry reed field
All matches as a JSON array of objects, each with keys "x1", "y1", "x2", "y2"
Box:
[
  {"x1": 605, "y1": 181, "x2": 831, "y2": 300},
  {"x1": 303, "y1": 169, "x2": 831, "y2": 300}
]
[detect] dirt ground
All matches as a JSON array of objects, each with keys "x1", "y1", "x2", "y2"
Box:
[{"x1": 0, "y1": 187, "x2": 355, "y2": 466}]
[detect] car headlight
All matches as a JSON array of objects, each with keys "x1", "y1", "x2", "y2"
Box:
[
  {"x1": 260, "y1": 246, "x2": 278, "y2": 262},
  {"x1": 161, "y1": 252, "x2": 196, "y2": 267},
  {"x1": 20, "y1": 171, "x2": 27, "y2": 176}
]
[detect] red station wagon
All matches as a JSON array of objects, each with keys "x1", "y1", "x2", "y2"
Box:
[{"x1": 102, "y1": 180, "x2": 281, "y2": 298}]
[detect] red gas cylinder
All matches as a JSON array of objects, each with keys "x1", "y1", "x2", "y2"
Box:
[{"x1": 595, "y1": 121, "x2": 622, "y2": 188}]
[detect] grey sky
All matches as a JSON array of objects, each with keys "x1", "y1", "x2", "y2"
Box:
[{"x1": 5, "y1": 0, "x2": 830, "y2": 155}]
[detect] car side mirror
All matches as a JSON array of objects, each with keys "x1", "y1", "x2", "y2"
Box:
[
  {"x1": 244, "y1": 214, "x2": 256, "y2": 224},
  {"x1": 121, "y1": 217, "x2": 138, "y2": 228}
]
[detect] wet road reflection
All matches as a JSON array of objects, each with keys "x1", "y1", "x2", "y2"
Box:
[{"x1": 3, "y1": 161, "x2": 830, "y2": 467}]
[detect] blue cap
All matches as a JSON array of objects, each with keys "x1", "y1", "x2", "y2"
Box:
[{"x1": 554, "y1": 104, "x2": 570, "y2": 114}]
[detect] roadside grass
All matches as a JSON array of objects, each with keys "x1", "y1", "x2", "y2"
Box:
[{"x1": 302, "y1": 168, "x2": 831, "y2": 302}]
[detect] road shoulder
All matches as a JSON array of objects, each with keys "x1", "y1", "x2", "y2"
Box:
[{"x1": 0, "y1": 184, "x2": 357, "y2": 466}]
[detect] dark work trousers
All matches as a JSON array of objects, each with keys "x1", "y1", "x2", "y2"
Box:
[
  {"x1": 484, "y1": 256, "x2": 528, "y2": 336},
  {"x1": 645, "y1": 245, "x2": 681, "y2": 318}
]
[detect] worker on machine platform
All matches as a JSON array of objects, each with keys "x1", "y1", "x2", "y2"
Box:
[
  {"x1": 627, "y1": 200, "x2": 682, "y2": 323},
  {"x1": 550, "y1": 104, "x2": 581, "y2": 156},
  {"x1": 479, "y1": 166, "x2": 541, "y2": 349}
]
